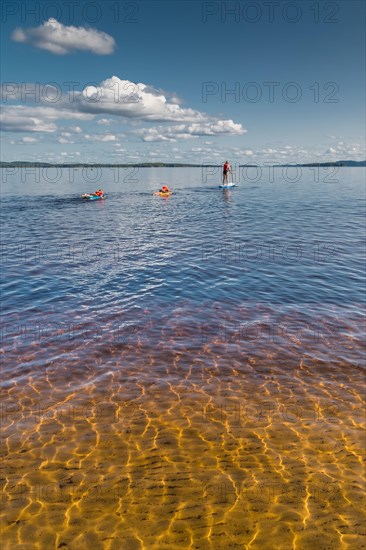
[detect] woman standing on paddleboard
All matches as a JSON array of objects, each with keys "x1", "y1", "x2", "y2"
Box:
[{"x1": 223, "y1": 160, "x2": 231, "y2": 184}]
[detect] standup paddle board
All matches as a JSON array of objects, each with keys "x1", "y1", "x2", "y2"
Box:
[{"x1": 219, "y1": 183, "x2": 236, "y2": 188}]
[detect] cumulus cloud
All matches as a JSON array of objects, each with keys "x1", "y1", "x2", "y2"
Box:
[
  {"x1": 0, "y1": 105, "x2": 93, "y2": 132},
  {"x1": 1, "y1": 76, "x2": 246, "y2": 140},
  {"x1": 84, "y1": 133, "x2": 117, "y2": 142},
  {"x1": 260, "y1": 148, "x2": 278, "y2": 154},
  {"x1": 68, "y1": 125, "x2": 82, "y2": 133},
  {"x1": 323, "y1": 142, "x2": 365, "y2": 159},
  {"x1": 58, "y1": 132, "x2": 75, "y2": 144},
  {"x1": 138, "y1": 120, "x2": 245, "y2": 142},
  {"x1": 70, "y1": 76, "x2": 209, "y2": 122},
  {"x1": 1, "y1": 108, "x2": 57, "y2": 132},
  {"x1": 97, "y1": 118, "x2": 115, "y2": 126},
  {"x1": 11, "y1": 19, "x2": 115, "y2": 55}
]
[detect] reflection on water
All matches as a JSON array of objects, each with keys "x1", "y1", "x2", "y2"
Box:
[
  {"x1": 222, "y1": 188, "x2": 232, "y2": 205},
  {"x1": 0, "y1": 168, "x2": 365, "y2": 548}
]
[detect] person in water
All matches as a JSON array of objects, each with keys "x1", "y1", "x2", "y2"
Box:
[
  {"x1": 94, "y1": 189, "x2": 104, "y2": 197},
  {"x1": 154, "y1": 185, "x2": 171, "y2": 195},
  {"x1": 223, "y1": 160, "x2": 231, "y2": 184}
]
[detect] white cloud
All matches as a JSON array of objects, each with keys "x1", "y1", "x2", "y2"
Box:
[
  {"x1": 188, "y1": 120, "x2": 245, "y2": 135},
  {"x1": 1, "y1": 76, "x2": 246, "y2": 141},
  {"x1": 138, "y1": 120, "x2": 245, "y2": 142},
  {"x1": 260, "y1": 148, "x2": 278, "y2": 154},
  {"x1": 1, "y1": 108, "x2": 57, "y2": 132},
  {"x1": 71, "y1": 76, "x2": 208, "y2": 122},
  {"x1": 324, "y1": 142, "x2": 365, "y2": 159},
  {"x1": 97, "y1": 118, "x2": 115, "y2": 126},
  {"x1": 0, "y1": 105, "x2": 93, "y2": 132},
  {"x1": 57, "y1": 131, "x2": 76, "y2": 144},
  {"x1": 68, "y1": 125, "x2": 82, "y2": 133},
  {"x1": 22, "y1": 136, "x2": 38, "y2": 143},
  {"x1": 84, "y1": 133, "x2": 117, "y2": 142},
  {"x1": 12, "y1": 18, "x2": 115, "y2": 55},
  {"x1": 70, "y1": 77, "x2": 247, "y2": 134}
]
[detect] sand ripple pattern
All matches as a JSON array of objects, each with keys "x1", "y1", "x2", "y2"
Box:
[{"x1": 1, "y1": 305, "x2": 365, "y2": 550}]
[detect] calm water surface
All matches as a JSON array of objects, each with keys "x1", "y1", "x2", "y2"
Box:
[{"x1": 1, "y1": 167, "x2": 365, "y2": 549}]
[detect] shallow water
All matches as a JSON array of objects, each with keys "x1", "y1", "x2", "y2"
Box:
[{"x1": 1, "y1": 167, "x2": 365, "y2": 549}]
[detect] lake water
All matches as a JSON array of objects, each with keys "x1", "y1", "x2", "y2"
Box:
[{"x1": 1, "y1": 167, "x2": 365, "y2": 549}]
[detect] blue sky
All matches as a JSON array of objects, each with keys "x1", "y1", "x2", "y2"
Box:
[{"x1": 1, "y1": 0, "x2": 365, "y2": 164}]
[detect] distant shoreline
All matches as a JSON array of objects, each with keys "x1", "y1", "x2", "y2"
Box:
[{"x1": 0, "y1": 160, "x2": 365, "y2": 168}]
